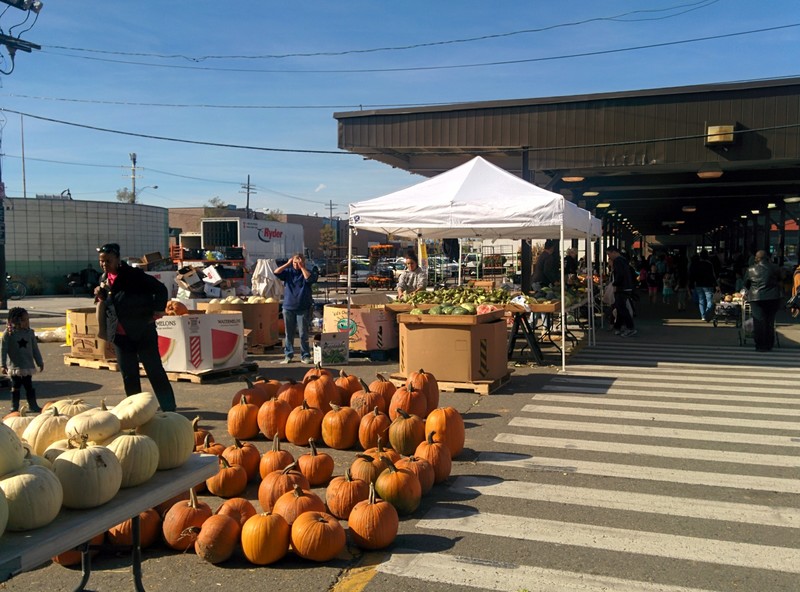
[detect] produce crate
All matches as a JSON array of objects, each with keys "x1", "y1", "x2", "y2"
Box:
[{"x1": 396, "y1": 309, "x2": 505, "y2": 325}]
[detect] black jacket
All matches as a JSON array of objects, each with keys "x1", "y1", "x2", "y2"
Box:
[
  {"x1": 532, "y1": 249, "x2": 559, "y2": 286},
  {"x1": 745, "y1": 260, "x2": 781, "y2": 302},
  {"x1": 689, "y1": 259, "x2": 716, "y2": 288},
  {"x1": 100, "y1": 262, "x2": 168, "y2": 342},
  {"x1": 611, "y1": 255, "x2": 634, "y2": 292}
]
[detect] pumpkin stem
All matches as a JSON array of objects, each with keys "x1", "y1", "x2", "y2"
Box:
[
  {"x1": 301, "y1": 399, "x2": 310, "y2": 410},
  {"x1": 396, "y1": 408, "x2": 411, "y2": 420},
  {"x1": 240, "y1": 394, "x2": 248, "y2": 406},
  {"x1": 372, "y1": 406, "x2": 380, "y2": 417},
  {"x1": 344, "y1": 468, "x2": 353, "y2": 481},
  {"x1": 330, "y1": 403, "x2": 341, "y2": 412},
  {"x1": 358, "y1": 378, "x2": 370, "y2": 392},
  {"x1": 427, "y1": 430, "x2": 436, "y2": 444},
  {"x1": 375, "y1": 373, "x2": 386, "y2": 382},
  {"x1": 292, "y1": 483, "x2": 305, "y2": 498},
  {"x1": 202, "y1": 433, "x2": 214, "y2": 448},
  {"x1": 272, "y1": 434, "x2": 281, "y2": 452},
  {"x1": 189, "y1": 487, "x2": 199, "y2": 509},
  {"x1": 282, "y1": 461, "x2": 299, "y2": 474},
  {"x1": 380, "y1": 455, "x2": 398, "y2": 472},
  {"x1": 339, "y1": 369, "x2": 348, "y2": 378},
  {"x1": 192, "y1": 416, "x2": 201, "y2": 430},
  {"x1": 234, "y1": 438, "x2": 244, "y2": 448},
  {"x1": 308, "y1": 438, "x2": 319, "y2": 456},
  {"x1": 368, "y1": 480, "x2": 377, "y2": 504},
  {"x1": 243, "y1": 376, "x2": 255, "y2": 388},
  {"x1": 78, "y1": 434, "x2": 89, "y2": 449},
  {"x1": 219, "y1": 456, "x2": 232, "y2": 469}
]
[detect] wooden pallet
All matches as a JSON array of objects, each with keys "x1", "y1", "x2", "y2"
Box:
[
  {"x1": 64, "y1": 355, "x2": 120, "y2": 371},
  {"x1": 64, "y1": 355, "x2": 258, "y2": 384},
  {"x1": 388, "y1": 371, "x2": 512, "y2": 395},
  {"x1": 246, "y1": 342, "x2": 279, "y2": 355}
]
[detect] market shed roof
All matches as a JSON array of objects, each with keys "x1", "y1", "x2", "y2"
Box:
[{"x1": 335, "y1": 77, "x2": 800, "y2": 238}]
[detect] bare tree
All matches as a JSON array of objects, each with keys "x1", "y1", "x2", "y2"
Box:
[
  {"x1": 206, "y1": 196, "x2": 227, "y2": 208},
  {"x1": 116, "y1": 188, "x2": 134, "y2": 203}
]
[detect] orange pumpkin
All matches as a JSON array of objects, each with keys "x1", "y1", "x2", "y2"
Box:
[
  {"x1": 107, "y1": 508, "x2": 162, "y2": 548},
  {"x1": 407, "y1": 368, "x2": 439, "y2": 417},
  {"x1": 276, "y1": 379, "x2": 305, "y2": 409},
  {"x1": 368, "y1": 373, "x2": 397, "y2": 410},
  {"x1": 425, "y1": 406, "x2": 465, "y2": 458},
  {"x1": 388, "y1": 384, "x2": 427, "y2": 421},
  {"x1": 290, "y1": 511, "x2": 346, "y2": 562},
  {"x1": 241, "y1": 512, "x2": 290, "y2": 566},
  {"x1": 334, "y1": 369, "x2": 362, "y2": 396},
  {"x1": 222, "y1": 439, "x2": 262, "y2": 482},
  {"x1": 252, "y1": 376, "x2": 281, "y2": 399},
  {"x1": 52, "y1": 532, "x2": 106, "y2": 566},
  {"x1": 414, "y1": 430, "x2": 452, "y2": 484},
  {"x1": 349, "y1": 453, "x2": 384, "y2": 485},
  {"x1": 358, "y1": 407, "x2": 390, "y2": 450},
  {"x1": 206, "y1": 456, "x2": 248, "y2": 498},
  {"x1": 374, "y1": 455, "x2": 421, "y2": 515},
  {"x1": 321, "y1": 403, "x2": 360, "y2": 450},
  {"x1": 227, "y1": 395, "x2": 260, "y2": 440},
  {"x1": 302, "y1": 362, "x2": 332, "y2": 382},
  {"x1": 165, "y1": 300, "x2": 189, "y2": 316},
  {"x1": 350, "y1": 379, "x2": 387, "y2": 418},
  {"x1": 195, "y1": 513, "x2": 240, "y2": 564},
  {"x1": 272, "y1": 484, "x2": 326, "y2": 525},
  {"x1": 284, "y1": 400, "x2": 323, "y2": 445},
  {"x1": 296, "y1": 438, "x2": 334, "y2": 486},
  {"x1": 348, "y1": 481, "x2": 399, "y2": 550},
  {"x1": 162, "y1": 488, "x2": 213, "y2": 551},
  {"x1": 257, "y1": 462, "x2": 310, "y2": 513},
  {"x1": 325, "y1": 468, "x2": 369, "y2": 520},
  {"x1": 303, "y1": 374, "x2": 336, "y2": 413},
  {"x1": 258, "y1": 434, "x2": 294, "y2": 478},
  {"x1": 388, "y1": 408, "x2": 425, "y2": 456},
  {"x1": 192, "y1": 416, "x2": 214, "y2": 448},
  {"x1": 396, "y1": 455, "x2": 435, "y2": 495},
  {"x1": 216, "y1": 497, "x2": 257, "y2": 529},
  {"x1": 257, "y1": 397, "x2": 292, "y2": 441},
  {"x1": 230, "y1": 378, "x2": 269, "y2": 409}
]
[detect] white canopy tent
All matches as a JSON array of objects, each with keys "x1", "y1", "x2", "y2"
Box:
[{"x1": 348, "y1": 156, "x2": 603, "y2": 371}]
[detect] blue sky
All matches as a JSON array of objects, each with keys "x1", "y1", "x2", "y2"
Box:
[{"x1": 0, "y1": 0, "x2": 798, "y2": 217}]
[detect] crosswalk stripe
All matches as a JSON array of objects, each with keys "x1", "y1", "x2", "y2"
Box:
[
  {"x1": 416, "y1": 507, "x2": 800, "y2": 573},
  {"x1": 521, "y1": 404, "x2": 799, "y2": 430},
  {"x1": 495, "y1": 432, "x2": 800, "y2": 468},
  {"x1": 478, "y1": 451, "x2": 800, "y2": 494},
  {"x1": 550, "y1": 376, "x2": 798, "y2": 395},
  {"x1": 542, "y1": 384, "x2": 800, "y2": 405},
  {"x1": 571, "y1": 354, "x2": 800, "y2": 368},
  {"x1": 377, "y1": 551, "x2": 716, "y2": 592},
  {"x1": 564, "y1": 365, "x2": 800, "y2": 383},
  {"x1": 449, "y1": 475, "x2": 800, "y2": 528},
  {"x1": 507, "y1": 417, "x2": 799, "y2": 447},
  {"x1": 533, "y1": 394, "x2": 800, "y2": 416}
]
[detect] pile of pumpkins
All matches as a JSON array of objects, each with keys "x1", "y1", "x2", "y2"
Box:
[
  {"x1": 175, "y1": 366, "x2": 464, "y2": 565},
  {"x1": 0, "y1": 392, "x2": 195, "y2": 541}
]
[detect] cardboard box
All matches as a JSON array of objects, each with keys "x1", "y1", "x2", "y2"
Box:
[
  {"x1": 313, "y1": 332, "x2": 349, "y2": 365},
  {"x1": 205, "y1": 301, "x2": 280, "y2": 346},
  {"x1": 143, "y1": 252, "x2": 163, "y2": 265},
  {"x1": 156, "y1": 311, "x2": 244, "y2": 373},
  {"x1": 176, "y1": 267, "x2": 204, "y2": 291},
  {"x1": 146, "y1": 271, "x2": 178, "y2": 298},
  {"x1": 202, "y1": 265, "x2": 224, "y2": 286},
  {"x1": 349, "y1": 293, "x2": 391, "y2": 306},
  {"x1": 66, "y1": 308, "x2": 116, "y2": 360},
  {"x1": 399, "y1": 320, "x2": 508, "y2": 383},
  {"x1": 204, "y1": 284, "x2": 222, "y2": 298},
  {"x1": 323, "y1": 305, "x2": 398, "y2": 351}
]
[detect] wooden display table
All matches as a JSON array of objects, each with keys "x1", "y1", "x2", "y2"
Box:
[{"x1": 0, "y1": 454, "x2": 218, "y2": 591}]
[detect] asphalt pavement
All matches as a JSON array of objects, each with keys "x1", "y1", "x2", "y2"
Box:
[{"x1": 1, "y1": 295, "x2": 799, "y2": 592}]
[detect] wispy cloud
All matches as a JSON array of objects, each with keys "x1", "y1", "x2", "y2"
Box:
[{"x1": 314, "y1": 183, "x2": 326, "y2": 193}]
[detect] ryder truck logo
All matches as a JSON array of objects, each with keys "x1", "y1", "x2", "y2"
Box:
[{"x1": 258, "y1": 228, "x2": 284, "y2": 243}]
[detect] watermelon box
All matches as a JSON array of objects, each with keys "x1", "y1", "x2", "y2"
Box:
[
  {"x1": 322, "y1": 304, "x2": 398, "y2": 351},
  {"x1": 156, "y1": 311, "x2": 244, "y2": 373}
]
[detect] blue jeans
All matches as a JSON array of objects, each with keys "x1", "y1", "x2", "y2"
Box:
[
  {"x1": 694, "y1": 287, "x2": 715, "y2": 320},
  {"x1": 283, "y1": 308, "x2": 311, "y2": 359}
]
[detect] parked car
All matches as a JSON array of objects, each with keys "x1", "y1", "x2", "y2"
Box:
[{"x1": 338, "y1": 259, "x2": 371, "y2": 285}]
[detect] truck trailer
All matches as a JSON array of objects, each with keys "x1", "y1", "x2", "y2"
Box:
[{"x1": 201, "y1": 218, "x2": 305, "y2": 266}]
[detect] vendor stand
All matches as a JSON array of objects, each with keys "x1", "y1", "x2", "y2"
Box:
[{"x1": 347, "y1": 156, "x2": 602, "y2": 372}]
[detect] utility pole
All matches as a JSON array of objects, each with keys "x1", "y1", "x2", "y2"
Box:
[
  {"x1": 20, "y1": 114, "x2": 26, "y2": 198},
  {"x1": 129, "y1": 153, "x2": 137, "y2": 203},
  {"x1": 240, "y1": 175, "x2": 256, "y2": 218},
  {"x1": 0, "y1": 137, "x2": 6, "y2": 309}
]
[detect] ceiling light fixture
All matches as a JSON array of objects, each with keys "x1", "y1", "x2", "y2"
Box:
[
  {"x1": 767, "y1": 203, "x2": 777, "y2": 209},
  {"x1": 740, "y1": 214, "x2": 748, "y2": 219},
  {"x1": 583, "y1": 191, "x2": 600, "y2": 197},
  {"x1": 751, "y1": 209, "x2": 760, "y2": 215},
  {"x1": 682, "y1": 206, "x2": 697, "y2": 213},
  {"x1": 784, "y1": 196, "x2": 800, "y2": 203},
  {"x1": 595, "y1": 202, "x2": 611, "y2": 208},
  {"x1": 562, "y1": 176, "x2": 584, "y2": 182}
]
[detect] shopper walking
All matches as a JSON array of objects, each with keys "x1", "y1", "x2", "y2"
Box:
[
  {"x1": 689, "y1": 250, "x2": 717, "y2": 321},
  {"x1": 275, "y1": 253, "x2": 318, "y2": 364},
  {"x1": 744, "y1": 250, "x2": 781, "y2": 351},
  {"x1": 95, "y1": 243, "x2": 177, "y2": 412},
  {"x1": 607, "y1": 245, "x2": 637, "y2": 337},
  {"x1": 1, "y1": 307, "x2": 44, "y2": 413}
]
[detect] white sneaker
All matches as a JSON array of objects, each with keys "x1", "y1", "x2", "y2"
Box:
[
  {"x1": 620, "y1": 329, "x2": 638, "y2": 337},
  {"x1": 300, "y1": 357, "x2": 312, "y2": 365},
  {"x1": 613, "y1": 329, "x2": 621, "y2": 335},
  {"x1": 279, "y1": 357, "x2": 292, "y2": 364}
]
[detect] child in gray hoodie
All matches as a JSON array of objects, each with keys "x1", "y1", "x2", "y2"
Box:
[{"x1": 1, "y1": 307, "x2": 44, "y2": 413}]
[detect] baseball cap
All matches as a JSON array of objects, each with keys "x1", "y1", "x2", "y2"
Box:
[{"x1": 97, "y1": 243, "x2": 121, "y2": 256}]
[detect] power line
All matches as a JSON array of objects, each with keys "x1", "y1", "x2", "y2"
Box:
[
  {"x1": 42, "y1": 1, "x2": 718, "y2": 61},
  {"x1": 38, "y1": 23, "x2": 798, "y2": 75}
]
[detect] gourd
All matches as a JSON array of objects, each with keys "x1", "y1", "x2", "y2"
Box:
[
  {"x1": 272, "y1": 484, "x2": 325, "y2": 526},
  {"x1": 296, "y1": 438, "x2": 334, "y2": 486},
  {"x1": 216, "y1": 497, "x2": 257, "y2": 529},
  {"x1": 374, "y1": 456, "x2": 422, "y2": 515},
  {"x1": 65, "y1": 400, "x2": 121, "y2": 443},
  {"x1": 350, "y1": 379, "x2": 387, "y2": 419},
  {"x1": 414, "y1": 430, "x2": 452, "y2": 484},
  {"x1": 368, "y1": 373, "x2": 397, "y2": 409},
  {"x1": 334, "y1": 369, "x2": 362, "y2": 397},
  {"x1": 388, "y1": 384, "x2": 427, "y2": 421},
  {"x1": 0, "y1": 464, "x2": 63, "y2": 531},
  {"x1": 358, "y1": 407, "x2": 390, "y2": 451},
  {"x1": 396, "y1": 455, "x2": 435, "y2": 495},
  {"x1": 227, "y1": 395, "x2": 260, "y2": 441},
  {"x1": 106, "y1": 431, "x2": 160, "y2": 488},
  {"x1": 195, "y1": 514, "x2": 240, "y2": 564},
  {"x1": 407, "y1": 369, "x2": 440, "y2": 417},
  {"x1": 107, "y1": 508, "x2": 162, "y2": 548},
  {"x1": 21, "y1": 406, "x2": 70, "y2": 456},
  {"x1": 388, "y1": 408, "x2": 425, "y2": 456},
  {"x1": 257, "y1": 462, "x2": 310, "y2": 513},
  {"x1": 3, "y1": 405, "x2": 36, "y2": 439},
  {"x1": 425, "y1": 406, "x2": 466, "y2": 458},
  {"x1": 44, "y1": 398, "x2": 94, "y2": 417},
  {"x1": 110, "y1": 391, "x2": 159, "y2": 430},
  {"x1": 221, "y1": 439, "x2": 261, "y2": 482},
  {"x1": 240, "y1": 512, "x2": 290, "y2": 566},
  {"x1": 205, "y1": 457, "x2": 248, "y2": 498},
  {"x1": 321, "y1": 404, "x2": 360, "y2": 450},
  {"x1": 290, "y1": 511, "x2": 346, "y2": 562},
  {"x1": 52, "y1": 438, "x2": 123, "y2": 509},
  {"x1": 303, "y1": 375, "x2": 336, "y2": 413},
  {"x1": 284, "y1": 400, "x2": 323, "y2": 445},
  {"x1": 256, "y1": 397, "x2": 292, "y2": 441},
  {"x1": 164, "y1": 300, "x2": 189, "y2": 316},
  {"x1": 230, "y1": 378, "x2": 269, "y2": 409},
  {"x1": 162, "y1": 488, "x2": 212, "y2": 551},
  {"x1": 0, "y1": 422, "x2": 25, "y2": 477},
  {"x1": 136, "y1": 412, "x2": 194, "y2": 470},
  {"x1": 348, "y1": 481, "x2": 399, "y2": 549},
  {"x1": 325, "y1": 469, "x2": 369, "y2": 520},
  {"x1": 276, "y1": 379, "x2": 304, "y2": 409},
  {"x1": 258, "y1": 434, "x2": 294, "y2": 479}
]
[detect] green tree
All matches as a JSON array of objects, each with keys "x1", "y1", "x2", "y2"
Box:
[
  {"x1": 263, "y1": 208, "x2": 283, "y2": 221},
  {"x1": 116, "y1": 188, "x2": 134, "y2": 203},
  {"x1": 319, "y1": 224, "x2": 337, "y2": 256}
]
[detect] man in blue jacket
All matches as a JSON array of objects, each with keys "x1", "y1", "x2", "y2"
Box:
[{"x1": 274, "y1": 253, "x2": 318, "y2": 364}]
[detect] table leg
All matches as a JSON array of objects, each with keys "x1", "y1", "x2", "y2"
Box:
[
  {"x1": 72, "y1": 542, "x2": 93, "y2": 592},
  {"x1": 132, "y1": 514, "x2": 146, "y2": 592}
]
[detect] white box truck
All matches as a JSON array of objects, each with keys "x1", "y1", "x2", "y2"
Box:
[{"x1": 201, "y1": 218, "x2": 305, "y2": 266}]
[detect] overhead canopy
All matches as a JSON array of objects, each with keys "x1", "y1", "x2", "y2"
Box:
[{"x1": 349, "y1": 157, "x2": 601, "y2": 240}]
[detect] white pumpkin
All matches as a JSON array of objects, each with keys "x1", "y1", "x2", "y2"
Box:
[
  {"x1": 106, "y1": 432, "x2": 159, "y2": 488},
  {"x1": 65, "y1": 401, "x2": 121, "y2": 443},
  {"x1": 0, "y1": 422, "x2": 25, "y2": 477},
  {"x1": 0, "y1": 464, "x2": 63, "y2": 531},
  {"x1": 21, "y1": 406, "x2": 70, "y2": 456},
  {"x1": 3, "y1": 405, "x2": 36, "y2": 439},
  {"x1": 46, "y1": 398, "x2": 94, "y2": 417},
  {"x1": 110, "y1": 392, "x2": 159, "y2": 430},
  {"x1": 23, "y1": 447, "x2": 53, "y2": 470},
  {"x1": 43, "y1": 438, "x2": 77, "y2": 464},
  {"x1": 52, "y1": 441, "x2": 122, "y2": 509},
  {"x1": 0, "y1": 486, "x2": 8, "y2": 538},
  {"x1": 136, "y1": 412, "x2": 193, "y2": 470}
]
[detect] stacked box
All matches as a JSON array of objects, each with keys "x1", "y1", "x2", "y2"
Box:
[
  {"x1": 323, "y1": 305, "x2": 398, "y2": 351},
  {"x1": 156, "y1": 311, "x2": 244, "y2": 373},
  {"x1": 67, "y1": 308, "x2": 116, "y2": 360},
  {"x1": 203, "y1": 302, "x2": 280, "y2": 346},
  {"x1": 313, "y1": 332, "x2": 349, "y2": 365}
]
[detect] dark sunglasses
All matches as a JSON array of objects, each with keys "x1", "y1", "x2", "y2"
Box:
[{"x1": 97, "y1": 243, "x2": 120, "y2": 256}]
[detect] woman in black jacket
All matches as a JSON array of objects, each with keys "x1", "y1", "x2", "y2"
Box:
[
  {"x1": 94, "y1": 243, "x2": 176, "y2": 411},
  {"x1": 744, "y1": 250, "x2": 781, "y2": 352}
]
